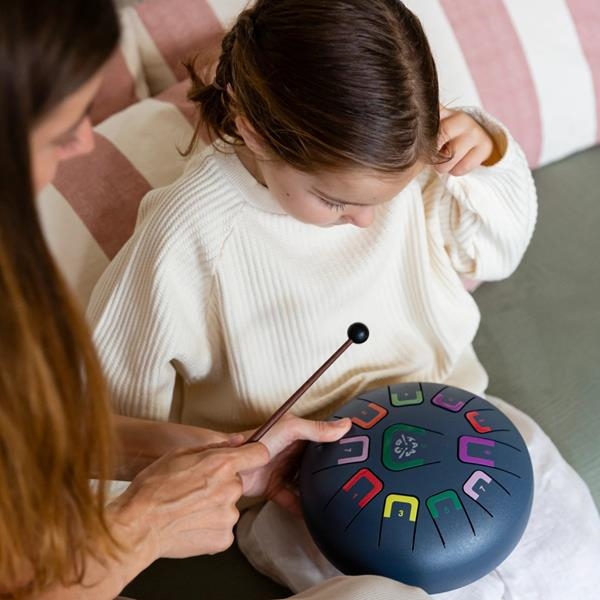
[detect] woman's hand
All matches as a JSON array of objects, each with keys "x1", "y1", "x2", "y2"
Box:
[
  {"x1": 112, "y1": 414, "x2": 230, "y2": 480},
  {"x1": 109, "y1": 441, "x2": 270, "y2": 560},
  {"x1": 236, "y1": 415, "x2": 352, "y2": 516},
  {"x1": 37, "y1": 444, "x2": 269, "y2": 599},
  {"x1": 435, "y1": 107, "x2": 502, "y2": 176},
  {"x1": 40, "y1": 418, "x2": 350, "y2": 598}
]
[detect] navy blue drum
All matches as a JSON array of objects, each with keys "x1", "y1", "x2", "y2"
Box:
[{"x1": 299, "y1": 382, "x2": 533, "y2": 594}]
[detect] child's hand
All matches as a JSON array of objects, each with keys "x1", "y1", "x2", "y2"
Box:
[
  {"x1": 236, "y1": 415, "x2": 352, "y2": 516},
  {"x1": 435, "y1": 107, "x2": 502, "y2": 176}
]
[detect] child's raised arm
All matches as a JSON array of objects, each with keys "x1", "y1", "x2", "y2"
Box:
[{"x1": 424, "y1": 107, "x2": 537, "y2": 282}]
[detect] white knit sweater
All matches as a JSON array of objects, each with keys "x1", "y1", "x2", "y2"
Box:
[{"x1": 87, "y1": 109, "x2": 537, "y2": 432}]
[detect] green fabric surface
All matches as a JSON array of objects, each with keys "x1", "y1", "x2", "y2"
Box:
[
  {"x1": 123, "y1": 145, "x2": 600, "y2": 599},
  {"x1": 473, "y1": 145, "x2": 600, "y2": 507}
]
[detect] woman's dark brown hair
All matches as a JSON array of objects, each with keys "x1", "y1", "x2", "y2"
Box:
[
  {"x1": 185, "y1": 0, "x2": 442, "y2": 172},
  {"x1": 0, "y1": 0, "x2": 119, "y2": 596}
]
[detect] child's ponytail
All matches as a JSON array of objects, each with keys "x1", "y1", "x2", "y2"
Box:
[
  {"x1": 184, "y1": 0, "x2": 445, "y2": 173},
  {"x1": 182, "y1": 12, "x2": 258, "y2": 154}
]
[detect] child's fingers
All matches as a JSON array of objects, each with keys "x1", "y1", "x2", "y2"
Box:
[
  {"x1": 438, "y1": 111, "x2": 470, "y2": 145},
  {"x1": 447, "y1": 146, "x2": 488, "y2": 176},
  {"x1": 437, "y1": 112, "x2": 468, "y2": 159},
  {"x1": 439, "y1": 105, "x2": 453, "y2": 119},
  {"x1": 259, "y1": 416, "x2": 351, "y2": 458},
  {"x1": 434, "y1": 133, "x2": 470, "y2": 174},
  {"x1": 437, "y1": 132, "x2": 450, "y2": 156},
  {"x1": 271, "y1": 487, "x2": 303, "y2": 518}
]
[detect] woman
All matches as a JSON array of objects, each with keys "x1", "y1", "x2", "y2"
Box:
[{"x1": 0, "y1": 1, "x2": 353, "y2": 597}]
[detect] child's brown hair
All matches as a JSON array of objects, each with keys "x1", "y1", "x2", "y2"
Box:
[{"x1": 185, "y1": 0, "x2": 442, "y2": 173}]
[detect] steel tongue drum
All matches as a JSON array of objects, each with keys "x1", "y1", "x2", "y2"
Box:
[{"x1": 299, "y1": 382, "x2": 533, "y2": 593}]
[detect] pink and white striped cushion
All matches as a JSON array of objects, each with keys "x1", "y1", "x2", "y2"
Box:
[
  {"x1": 90, "y1": 7, "x2": 150, "y2": 124},
  {"x1": 39, "y1": 81, "x2": 199, "y2": 305},
  {"x1": 413, "y1": 0, "x2": 600, "y2": 167}
]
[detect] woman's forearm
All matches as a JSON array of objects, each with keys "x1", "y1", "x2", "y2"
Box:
[{"x1": 112, "y1": 414, "x2": 229, "y2": 480}]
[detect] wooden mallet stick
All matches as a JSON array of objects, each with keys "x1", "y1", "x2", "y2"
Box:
[{"x1": 245, "y1": 323, "x2": 369, "y2": 444}]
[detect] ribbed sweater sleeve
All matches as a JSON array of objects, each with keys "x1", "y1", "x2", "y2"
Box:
[
  {"x1": 428, "y1": 108, "x2": 537, "y2": 281},
  {"x1": 87, "y1": 168, "x2": 236, "y2": 421}
]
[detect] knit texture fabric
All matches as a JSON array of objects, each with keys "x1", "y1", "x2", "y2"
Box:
[{"x1": 87, "y1": 108, "x2": 536, "y2": 431}]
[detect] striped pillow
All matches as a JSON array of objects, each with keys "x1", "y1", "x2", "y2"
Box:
[
  {"x1": 88, "y1": 0, "x2": 240, "y2": 123},
  {"x1": 409, "y1": 0, "x2": 600, "y2": 168},
  {"x1": 90, "y1": 7, "x2": 150, "y2": 124},
  {"x1": 39, "y1": 81, "x2": 198, "y2": 305}
]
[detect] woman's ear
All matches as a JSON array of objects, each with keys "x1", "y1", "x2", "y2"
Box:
[{"x1": 234, "y1": 115, "x2": 270, "y2": 159}]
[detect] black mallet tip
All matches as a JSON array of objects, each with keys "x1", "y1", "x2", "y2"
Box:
[{"x1": 347, "y1": 322, "x2": 369, "y2": 344}]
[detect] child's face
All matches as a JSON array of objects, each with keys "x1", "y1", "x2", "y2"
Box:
[{"x1": 259, "y1": 158, "x2": 424, "y2": 228}]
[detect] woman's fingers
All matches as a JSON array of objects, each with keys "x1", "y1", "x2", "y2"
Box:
[
  {"x1": 113, "y1": 442, "x2": 272, "y2": 560},
  {"x1": 213, "y1": 441, "x2": 270, "y2": 474},
  {"x1": 284, "y1": 416, "x2": 351, "y2": 444},
  {"x1": 236, "y1": 416, "x2": 353, "y2": 502},
  {"x1": 160, "y1": 500, "x2": 240, "y2": 557},
  {"x1": 260, "y1": 416, "x2": 351, "y2": 457},
  {"x1": 170, "y1": 441, "x2": 270, "y2": 481}
]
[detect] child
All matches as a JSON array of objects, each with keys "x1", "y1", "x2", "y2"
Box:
[{"x1": 88, "y1": 0, "x2": 600, "y2": 598}]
